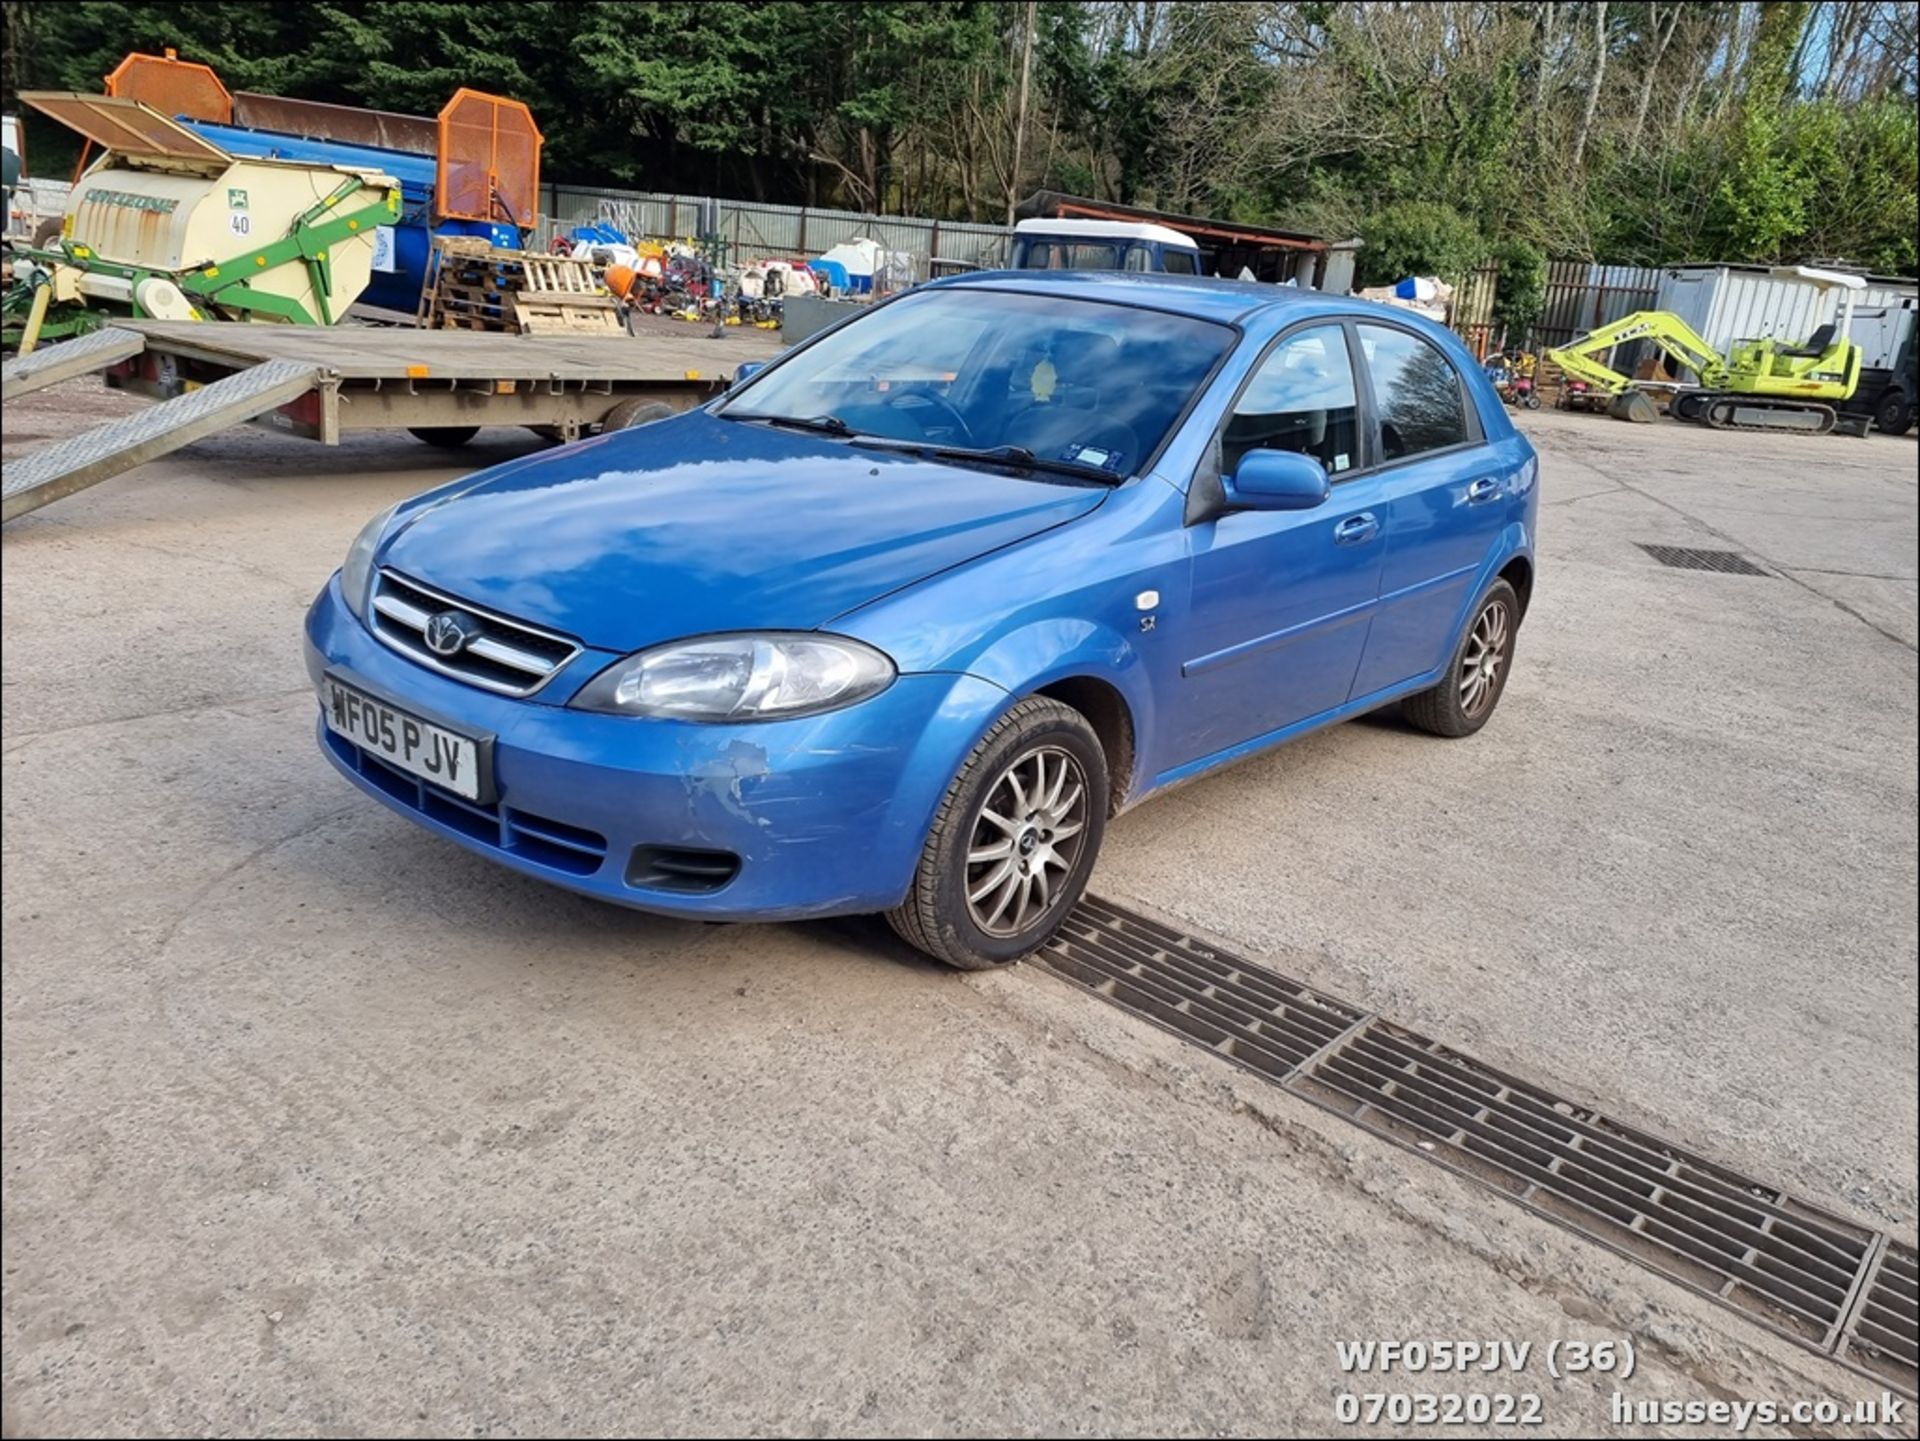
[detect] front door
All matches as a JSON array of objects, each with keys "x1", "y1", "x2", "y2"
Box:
[{"x1": 1171, "y1": 323, "x2": 1386, "y2": 766}]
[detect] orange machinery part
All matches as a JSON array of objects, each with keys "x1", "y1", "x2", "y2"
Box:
[
  {"x1": 436, "y1": 88, "x2": 543, "y2": 228},
  {"x1": 70, "y1": 48, "x2": 232, "y2": 183}
]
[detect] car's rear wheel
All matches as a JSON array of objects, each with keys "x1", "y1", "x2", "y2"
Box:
[
  {"x1": 887, "y1": 697, "x2": 1108, "y2": 970},
  {"x1": 1402, "y1": 579, "x2": 1520, "y2": 738}
]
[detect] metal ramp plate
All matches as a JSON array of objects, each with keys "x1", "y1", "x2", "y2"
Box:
[
  {"x1": 3, "y1": 358, "x2": 321, "y2": 523},
  {"x1": 1, "y1": 328, "x2": 148, "y2": 403}
]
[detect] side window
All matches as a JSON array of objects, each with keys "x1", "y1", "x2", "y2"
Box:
[
  {"x1": 1123, "y1": 245, "x2": 1153, "y2": 272},
  {"x1": 1357, "y1": 324, "x2": 1469, "y2": 460},
  {"x1": 1161, "y1": 250, "x2": 1197, "y2": 275},
  {"x1": 1221, "y1": 325, "x2": 1359, "y2": 478}
]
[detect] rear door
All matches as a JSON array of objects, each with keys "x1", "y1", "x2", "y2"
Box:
[
  {"x1": 1346, "y1": 321, "x2": 1513, "y2": 698},
  {"x1": 1171, "y1": 322, "x2": 1387, "y2": 763}
]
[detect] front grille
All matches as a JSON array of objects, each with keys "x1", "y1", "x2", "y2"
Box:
[
  {"x1": 325, "y1": 728, "x2": 607, "y2": 876},
  {"x1": 370, "y1": 570, "x2": 581, "y2": 696}
]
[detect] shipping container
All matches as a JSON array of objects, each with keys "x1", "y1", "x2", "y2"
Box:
[{"x1": 1654, "y1": 264, "x2": 1919, "y2": 370}]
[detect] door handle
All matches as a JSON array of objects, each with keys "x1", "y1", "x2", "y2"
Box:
[
  {"x1": 1466, "y1": 477, "x2": 1504, "y2": 504},
  {"x1": 1334, "y1": 512, "x2": 1379, "y2": 545}
]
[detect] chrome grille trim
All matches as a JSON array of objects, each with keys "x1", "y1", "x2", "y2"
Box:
[{"x1": 369, "y1": 569, "x2": 581, "y2": 697}]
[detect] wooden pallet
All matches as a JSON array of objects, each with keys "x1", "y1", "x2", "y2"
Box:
[
  {"x1": 511, "y1": 292, "x2": 625, "y2": 335},
  {"x1": 418, "y1": 237, "x2": 622, "y2": 334}
]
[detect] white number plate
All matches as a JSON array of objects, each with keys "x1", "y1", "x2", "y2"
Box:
[{"x1": 323, "y1": 674, "x2": 488, "y2": 802}]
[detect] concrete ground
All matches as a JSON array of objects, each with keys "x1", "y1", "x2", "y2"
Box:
[{"x1": 3, "y1": 388, "x2": 1915, "y2": 1438}]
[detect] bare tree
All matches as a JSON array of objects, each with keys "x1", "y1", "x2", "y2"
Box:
[
  {"x1": 1630, "y1": 2, "x2": 1686, "y2": 148},
  {"x1": 1006, "y1": 0, "x2": 1037, "y2": 224},
  {"x1": 1571, "y1": 0, "x2": 1611, "y2": 166}
]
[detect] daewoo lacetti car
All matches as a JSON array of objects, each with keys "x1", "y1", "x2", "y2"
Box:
[{"x1": 306, "y1": 273, "x2": 1539, "y2": 969}]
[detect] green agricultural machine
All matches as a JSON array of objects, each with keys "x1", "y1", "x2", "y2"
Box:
[{"x1": 4, "y1": 91, "x2": 399, "y2": 352}]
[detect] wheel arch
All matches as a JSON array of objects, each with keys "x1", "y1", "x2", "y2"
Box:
[
  {"x1": 1498, "y1": 553, "x2": 1534, "y2": 619},
  {"x1": 1034, "y1": 674, "x2": 1137, "y2": 814},
  {"x1": 952, "y1": 616, "x2": 1158, "y2": 812}
]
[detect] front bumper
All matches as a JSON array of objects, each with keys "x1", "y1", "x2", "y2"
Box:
[{"x1": 305, "y1": 575, "x2": 1009, "y2": 920}]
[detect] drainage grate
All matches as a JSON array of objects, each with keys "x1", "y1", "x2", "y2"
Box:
[
  {"x1": 1294, "y1": 1021, "x2": 1873, "y2": 1347},
  {"x1": 1036, "y1": 898, "x2": 1917, "y2": 1399},
  {"x1": 1639, "y1": 543, "x2": 1771, "y2": 576},
  {"x1": 1046, "y1": 898, "x2": 1365, "y2": 1085},
  {"x1": 1839, "y1": 1242, "x2": 1920, "y2": 1393}
]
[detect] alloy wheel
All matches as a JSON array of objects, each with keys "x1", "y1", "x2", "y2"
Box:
[
  {"x1": 1459, "y1": 598, "x2": 1511, "y2": 718},
  {"x1": 965, "y1": 744, "x2": 1090, "y2": 938}
]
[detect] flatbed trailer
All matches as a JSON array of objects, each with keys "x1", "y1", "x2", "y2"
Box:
[{"x1": 2, "y1": 321, "x2": 783, "y2": 523}]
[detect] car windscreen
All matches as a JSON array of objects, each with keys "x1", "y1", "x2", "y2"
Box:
[{"x1": 719, "y1": 288, "x2": 1235, "y2": 481}]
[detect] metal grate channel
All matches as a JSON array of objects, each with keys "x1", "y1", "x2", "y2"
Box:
[
  {"x1": 1638, "y1": 543, "x2": 1771, "y2": 576},
  {"x1": 1041, "y1": 897, "x2": 1364, "y2": 1085},
  {"x1": 1838, "y1": 1242, "x2": 1920, "y2": 1396},
  {"x1": 1038, "y1": 898, "x2": 1916, "y2": 1398},
  {"x1": 1294, "y1": 1021, "x2": 1873, "y2": 1347}
]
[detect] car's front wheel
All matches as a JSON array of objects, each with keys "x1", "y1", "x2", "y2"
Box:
[{"x1": 888, "y1": 697, "x2": 1108, "y2": 970}]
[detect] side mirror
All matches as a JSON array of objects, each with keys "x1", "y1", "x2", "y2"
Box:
[
  {"x1": 1221, "y1": 450, "x2": 1330, "y2": 512},
  {"x1": 730, "y1": 360, "x2": 767, "y2": 390}
]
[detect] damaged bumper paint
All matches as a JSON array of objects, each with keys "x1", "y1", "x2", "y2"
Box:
[{"x1": 305, "y1": 576, "x2": 1009, "y2": 920}]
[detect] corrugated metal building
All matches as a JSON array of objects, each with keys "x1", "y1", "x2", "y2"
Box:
[{"x1": 1655, "y1": 265, "x2": 1918, "y2": 369}]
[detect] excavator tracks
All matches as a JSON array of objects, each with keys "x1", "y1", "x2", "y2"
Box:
[{"x1": 1700, "y1": 395, "x2": 1838, "y2": 435}]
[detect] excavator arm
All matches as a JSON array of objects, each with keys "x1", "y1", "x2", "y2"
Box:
[{"x1": 1547, "y1": 311, "x2": 1730, "y2": 396}]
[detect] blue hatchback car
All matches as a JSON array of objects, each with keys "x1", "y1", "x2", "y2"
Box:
[{"x1": 306, "y1": 273, "x2": 1538, "y2": 968}]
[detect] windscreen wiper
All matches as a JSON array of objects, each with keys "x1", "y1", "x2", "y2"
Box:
[
  {"x1": 851, "y1": 436, "x2": 1120, "y2": 484},
  {"x1": 720, "y1": 411, "x2": 855, "y2": 437}
]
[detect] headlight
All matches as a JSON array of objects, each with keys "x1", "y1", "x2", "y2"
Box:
[
  {"x1": 340, "y1": 503, "x2": 399, "y2": 619},
  {"x1": 571, "y1": 633, "x2": 896, "y2": 721}
]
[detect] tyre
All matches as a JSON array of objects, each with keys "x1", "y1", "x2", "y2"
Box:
[
  {"x1": 1874, "y1": 388, "x2": 1914, "y2": 437},
  {"x1": 1402, "y1": 579, "x2": 1520, "y2": 738},
  {"x1": 887, "y1": 696, "x2": 1108, "y2": 970},
  {"x1": 601, "y1": 398, "x2": 676, "y2": 432},
  {"x1": 31, "y1": 216, "x2": 64, "y2": 248},
  {"x1": 408, "y1": 426, "x2": 479, "y2": 448}
]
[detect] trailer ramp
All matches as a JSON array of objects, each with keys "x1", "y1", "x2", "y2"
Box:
[
  {"x1": 3, "y1": 358, "x2": 321, "y2": 522},
  {"x1": 1, "y1": 327, "x2": 149, "y2": 403}
]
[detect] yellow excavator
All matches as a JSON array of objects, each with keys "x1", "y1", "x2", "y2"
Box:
[{"x1": 1548, "y1": 267, "x2": 1866, "y2": 435}]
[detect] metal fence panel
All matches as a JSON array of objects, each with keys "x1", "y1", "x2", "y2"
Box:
[
  {"x1": 534, "y1": 182, "x2": 1016, "y2": 269},
  {"x1": 1536, "y1": 261, "x2": 1662, "y2": 350}
]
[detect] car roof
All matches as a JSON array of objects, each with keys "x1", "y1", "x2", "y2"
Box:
[{"x1": 923, "y1": 269, "x2": 1348, "y2": 326}]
